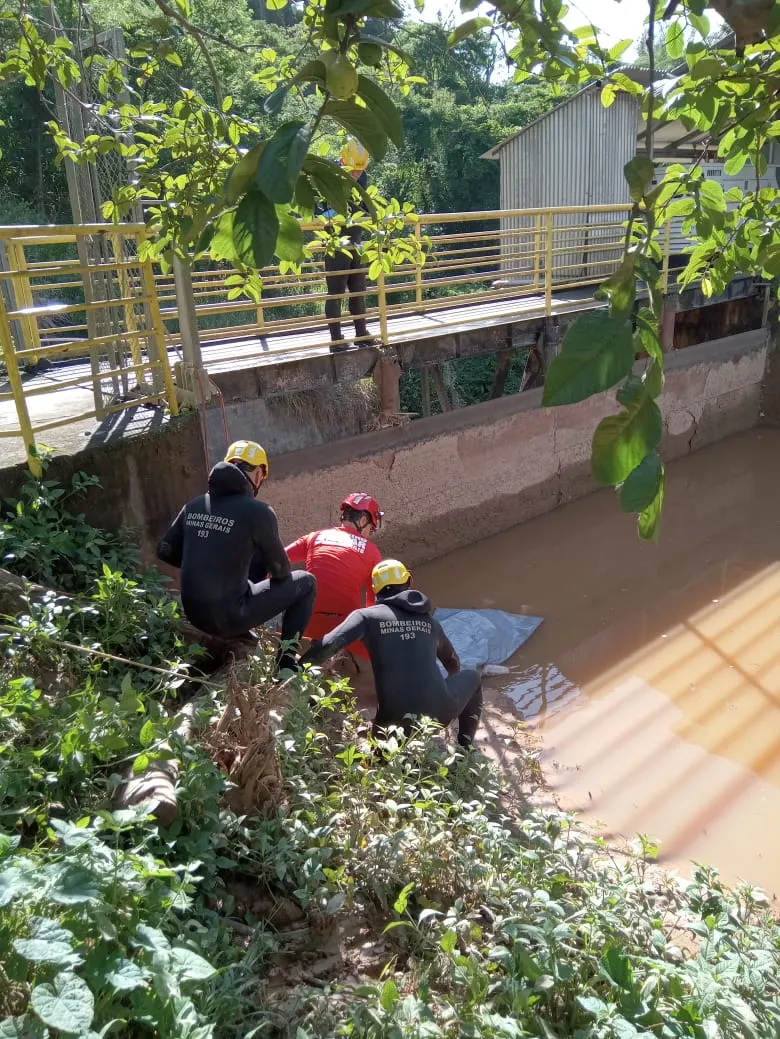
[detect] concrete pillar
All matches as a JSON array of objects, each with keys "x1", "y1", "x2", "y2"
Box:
[
  {"x1": 373, "y1": 352, "x2": 401, "y2": 416},
  {"x1": 421, "y1": 367, "x2": 431, "y2": 417},
  {"x1": 541, "y1": 319, "x2": 560, "y2": 372},
  {"x1": 661, "y1": 301, "x2": 677, "y2": 352},
  {"x1": 430, "y1": 364, "x2": 452, "y2": 412}
]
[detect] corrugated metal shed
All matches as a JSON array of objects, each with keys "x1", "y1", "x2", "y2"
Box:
[{"x1": 483, "y1": 84, "x2": 639, "y2": 284}]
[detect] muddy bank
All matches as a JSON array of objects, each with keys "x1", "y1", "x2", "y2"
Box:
[{"x1": 417, "y1": 428, "x2": 780, "y2": 895}]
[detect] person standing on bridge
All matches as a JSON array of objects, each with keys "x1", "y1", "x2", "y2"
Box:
[
  {"x1": 156, "y1": 440, "x2": 316, "y2": 674},
  {"x1": 300, "y1": 559, "x2": 483, "y2": 749},
  {"x1": 321, "y1": 139, "x2": 376, "y2": 353},
  {"x1": 285, "y1": 492, "x2": 383, "y2": 665}
]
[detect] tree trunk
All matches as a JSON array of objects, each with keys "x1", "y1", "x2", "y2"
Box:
[{"x1": 490, "y1": 348, "x2": 515, "y2": 399}]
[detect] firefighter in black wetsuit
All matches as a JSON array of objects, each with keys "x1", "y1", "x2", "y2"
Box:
[
  {"x1": 300, "y1": 559, "x2": 483, "y2": 747},
  {"x1": 156, "y1": 440, "x2": 316, "y2": 673}
]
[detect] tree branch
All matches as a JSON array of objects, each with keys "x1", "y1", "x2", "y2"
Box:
[
  {"x1": 646, "y1": 0, "x2": 655, "y2": 163},
  {"x1": 150, "y1": 0, "x2": 224, "y2": 107}
]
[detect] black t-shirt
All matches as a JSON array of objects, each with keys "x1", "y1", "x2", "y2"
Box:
[
  {"x1": 301, "y1": 589, "x2": 460, "y2": 724},
  {"x1": 157, "y1": 462, "x2": 290, "y2": 636}
]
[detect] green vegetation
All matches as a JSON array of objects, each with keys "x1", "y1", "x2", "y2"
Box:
[
  {"x1": 2, "y1": 0, "x2": 779, "y2": 539},
  {"x1": 2, "y1": 471, "x2": 780, "y2": 1036},
  {"x1": 400, "y1": 351, "x2": 530, "y2": 416},
  {"x1": 0, "y1": 5, "x2": 560, "y2": 228}
]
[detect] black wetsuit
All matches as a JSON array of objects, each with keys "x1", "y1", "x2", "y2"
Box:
[
  {"x1": 156, "y1": 462, "x2": 316, "y2": 659},
  {"x1": 300, "y1": 588, "x2": 482, "y2": 746}
]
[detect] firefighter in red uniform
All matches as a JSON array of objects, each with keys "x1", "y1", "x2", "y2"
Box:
[{"x1": 285, "y1": 493, "x2": 383, "y2": 660}]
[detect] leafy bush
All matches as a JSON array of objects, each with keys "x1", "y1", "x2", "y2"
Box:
[
  {"x1": 1, "y1": 483, "x2": 780, "y2": 1039},
  {"x1": 0, "y1": 471, "x2": 138, "y2": 594}
]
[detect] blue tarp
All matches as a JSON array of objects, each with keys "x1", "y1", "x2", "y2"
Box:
[{"x1": 434, "y1": 608, "x2": 543, "y2": 675}]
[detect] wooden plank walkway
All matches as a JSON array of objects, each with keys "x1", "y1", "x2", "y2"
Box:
[{"x1": 200, "y1": 289, "x2": 601, "y2": 373}]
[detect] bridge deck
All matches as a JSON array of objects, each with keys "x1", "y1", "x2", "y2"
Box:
[
  {"x1": 199, "y1": 288, "x2": 601, "y2": 373},
  {"x1": 0, "y1": 288, "x2": 602, "y2": 465}
]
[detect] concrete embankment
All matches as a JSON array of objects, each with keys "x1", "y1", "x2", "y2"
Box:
[{"x1": 0, "y1": 328, "x2": 770, "y2": 565}]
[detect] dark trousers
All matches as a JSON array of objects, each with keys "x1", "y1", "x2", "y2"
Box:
[
  {"x1": 374, "y1": 669, "x2": 483, "y2": 748},
  {"x1": 238, "y1": 571, "x2": 317, "y2": 669},
  {"x1": 243, "y1": 571, "x2": 316, "y2": 642},
  {"x1": 324, "y1": 249, "x2": 369, "y2": 341}
]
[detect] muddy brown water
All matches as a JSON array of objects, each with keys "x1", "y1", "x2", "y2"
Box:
[{"x1": 416, "y1": 428, "x2": 780, "y2": 896}]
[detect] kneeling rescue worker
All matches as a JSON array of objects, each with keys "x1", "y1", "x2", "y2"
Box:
[
  {"x1": 156, "y1": 440, "x2": 316, "y2": 673},
  {"x1": 285, "y1": 492, "x2": 383, "y2": 659},
  {"x1": 300, "y1": 559, "x2": 483, "y2": 747}
]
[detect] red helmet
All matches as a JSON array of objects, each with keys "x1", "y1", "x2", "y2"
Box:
[{"x1": 340, "y1": 492, "x2": 383, "y2": 529}]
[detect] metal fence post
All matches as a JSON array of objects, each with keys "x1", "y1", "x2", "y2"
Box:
[
  {"x1": 532, "y1": 213, "x2": 542, "y2": 291},
  {"x1": 5, "y1": 239, "x2": 41, "y2": 364},
  {"x1": 377, "y1": 269, "x2": 389, "y2": 347},
  {"x1": 0, "y1": 291, "x2": 40, "y2": 476},
  {"x1": 142, "y1": 258, "x2": 179, "y2": 416},
  {"x1": 544, "y1": 210, "x2": 554, "y2": 317},
  {"x1": 414, "y1": 222, "x2": 423, "y2": 309}
]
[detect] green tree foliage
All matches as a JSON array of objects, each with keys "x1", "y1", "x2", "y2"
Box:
[
  {"x1": 2, "y1": 0, "x2": 779, "y2": 543},
  {"x1": 4, "y1": 480, "x2": 780, "y2": 1036},
  {"x1": 373, "y1": 24, "x2": 566, "y2": 213}
]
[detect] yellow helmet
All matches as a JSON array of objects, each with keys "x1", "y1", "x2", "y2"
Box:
[
  {"x1": 340, "y1": 138, "x2": 370, "y2": 172},
  {"x1": 224, "y1": 440, "x2": 268, "y2": 475},
  {"x1": 372, "y1": 558, "x2": 412, "y2": 595}
]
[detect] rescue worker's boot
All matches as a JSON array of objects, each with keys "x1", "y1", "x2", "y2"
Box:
[
  {"x1": 353, "y1": 318, "x2": 377, "y2": 348},
  {"x1": 328, "y1": 321, "x2": 349, "y2": 354}
]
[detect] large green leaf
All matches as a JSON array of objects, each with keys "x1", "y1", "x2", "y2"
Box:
[
  {"x1": 292, "y1": 59, "x2": 326, "y2": 86},
  {"x1": 14, "y1": 918, "x2": 81, "y2": 968},
  {"x1": 592, "y1": 392, "x2": 663, "y2": 486},
  {"x1": 542, "y1": 312, "x2": 635, "y2": 408},
  {"x1": 255, "y1": 121, "x2": 311, "y2": 205},
  {"x1": 31, "y1": 972, "x2": 94, "y2": 1035},
  {"x1": 275, "y1": 208, "x2": 304, "y2": 262},
  {"x1": 365, "y1": 0, "x2": 404, "y2": 16},
  {"x1": 233, "y1": 189, "x2": 280, "y2": 269},
  {"x1": 634, "y1": 308, "x2": 663, "y2": 364},
  {"x1": 325, "y1": 0, "x2": 374, "y2": 15},
  {"x1": 103, "y1": 954, "x2": 150, "y2": 992},
  {"x1": 210, "y1": 211, "x2": 239, "y2": 264},
  {"x1": 0, "y1": 1017, "x2": 46, "y2": 1038},
  {"x1": 638, "y1": 470, "x2": 665, "y2": 541},
  {"x1": 665, "y1": 20, "x2": 685, "y2": 60},
  {"x1": 596, "y1": 253, "x2": 636, "y2": 318},
  {"x1": 447, "y1": 16, "x2": 491, "y2": 47},
  {"x1": 48, "y1": 865, "x2": 99, "y2": 905},
  {"x1": 321, "y1": 100, "x2": 388, "y2": 161},
  {"x1": 357, "y1": 76, "x2": 404, "y2": 149},
  {"x1": 303, "y1": 155, "x2": 352, "y2": 213},
  {"x1": 624, "y1": 155, "x2": 654, "y2": 203},
  {"x1": 225, "y1": 142, "x2": 265, "y2": 205},
  {"x1": 170, "y1": 945, "x2": 217, "y2": 983},
  {"x1": 0, "y1": 864, "x2": 36, "y2": 907},
  {"x1": 293, "y1": 174, "x2": 317, "y2": 219},
  {"x1": 619, "y1": 452, "x2": 664, "y2": 513}
]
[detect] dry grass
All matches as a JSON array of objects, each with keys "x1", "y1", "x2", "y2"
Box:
[
  {"x1": 205, "y1": 670, "x2": 287, "y2": 817},
  {"x1": 272, "y1": 379, "x2": 379, "y2": 433}
]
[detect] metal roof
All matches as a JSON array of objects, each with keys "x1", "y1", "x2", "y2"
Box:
[
  {"x1": 482, "y1": 40, "x2": 740, "y2": 163},
  {"x1": 480, "y1": 66, "x2": 654, "y2": 161}
]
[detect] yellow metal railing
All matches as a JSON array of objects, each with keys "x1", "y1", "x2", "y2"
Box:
[
  {"x1": 0, "y1": 205, "x2": 670, "y2": 473},
  {"x1": 152, "y1": 204, "x2": 642, "y2": 358},
  {"x1": 0, "y1": 224, "x2": 178, "y2": 475}
]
